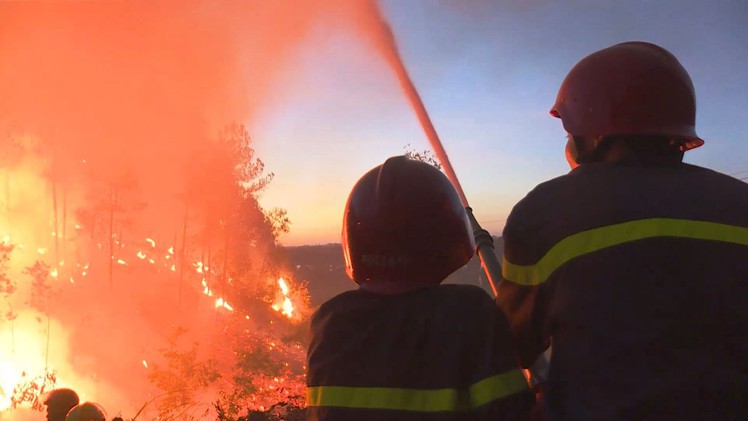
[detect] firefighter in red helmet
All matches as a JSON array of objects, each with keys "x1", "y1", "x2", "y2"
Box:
[
  {"x1": 306, "y1": 156, "x2": 534, "y2": 420},
  {"x1": 497, "y1": 41, "x2": 748, "y2": 420},
  {"x1": 44, "y1": 388, "x2": 79, "y2": 421}
]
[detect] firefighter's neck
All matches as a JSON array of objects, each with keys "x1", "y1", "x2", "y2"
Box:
[{"x1": 602, "y1": 140, "x2": 683, "y2": 165}]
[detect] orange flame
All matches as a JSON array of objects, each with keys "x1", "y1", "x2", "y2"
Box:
[
  {"x1": 271, "y1": 277, "x2": 294, "y2": 318},
  {"x1": 215, "y1": 297, "x2": 234, "y2": 312}
]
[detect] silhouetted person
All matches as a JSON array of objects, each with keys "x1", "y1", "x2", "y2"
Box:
[
  {"x1": 65, "y1": 401, "x2": 107, "y2": 421},
  {"x1": 306, "y1": 156, "x2": 534, "y2": 420},
  {"x1": 497, "y1": 41, "x2": 748, "y2": 420},
  {"x1": 44, "y1": 388, "x2": 79, "y2": 421}
]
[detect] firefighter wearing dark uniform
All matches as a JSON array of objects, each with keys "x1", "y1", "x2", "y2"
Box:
[
  {"x1": 307, "y1": 156, "x2": 534, "y2": 420},
  {"x1": 44, "y1": 388, "x2": 80, "y2": 421},
  {"x1": 497, "y1": 41, "x2": 748, "y2": 420}
]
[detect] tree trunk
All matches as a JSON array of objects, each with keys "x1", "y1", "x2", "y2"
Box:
[
  {"x1": 62, "y1": 187, "x2": 67, "y2": 257},
  {"x1": 178, "y1": 207, "x2": 188, "y2": 308},
  {"x1": 108, "y1": 187, "x2": 116, "y2": 288},
  {"x1": 52, "y1": 178, "x2": 59, "y2": 269}
]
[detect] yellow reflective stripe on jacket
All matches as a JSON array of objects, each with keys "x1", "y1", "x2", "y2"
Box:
[
  {"x1": 306, "y1": 369, "x2": 528, "y2": 412},
  {"x1": 468, "y1": 368, "x2": 528, "y2": 408},
  {"x1": 502, "y1": 218, "x2": 748, "y2": 286}
]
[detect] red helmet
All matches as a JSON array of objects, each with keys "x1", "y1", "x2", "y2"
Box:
[
  {"x1": 551, "y1": 41, "x2": 704, "y2": 150},
  {"x1": 342, "y1": 156, "x2": 474, "y2": 293}
]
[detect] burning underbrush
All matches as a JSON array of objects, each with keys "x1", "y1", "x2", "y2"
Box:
[
  {"x1": 0, "y1": 1, "x2": 327, "y2": 418},
  {"x1": 0, "y1": 0, "x2": 420, "y2": 418},
  {"x1": 0, "y1": 127, "x2": 311, "y2": 420}
]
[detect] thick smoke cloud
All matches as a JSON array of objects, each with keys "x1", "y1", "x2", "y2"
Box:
[{"x1": 0, "y1": 1, "x2": 339, "y2": 418}]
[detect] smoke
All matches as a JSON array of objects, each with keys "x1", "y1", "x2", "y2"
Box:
[
  {"x1": 0, "y1": 1, "x2": 323, "y2": 211},
  {"x1": 0, "y1": 0, "x2": 439, "y2": 418},
  {"x1": 0, "y1": 1, "x2": 325, "y2": 418}
]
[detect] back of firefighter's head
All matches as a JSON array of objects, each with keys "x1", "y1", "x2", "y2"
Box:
[
  {"x1": 342, "y1": 156, "x2": 474, "y2": 294},
  {"x1": 65, "y1": 402, "x2": 107, "y2": 421},
  {"x1": 44, "y1": 388, "x2": 79, "y2": 421},
  {"x1": 551, "y1": 41, "x2": 704, "y2": 168}
]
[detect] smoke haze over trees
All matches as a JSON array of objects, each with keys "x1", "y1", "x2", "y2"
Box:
[
  {"x1": 0, "y1": 0, "x2": 459, "y2": 418},
  {"x1": 0, "y1": 1, "x2": 333, "y2": 418}
]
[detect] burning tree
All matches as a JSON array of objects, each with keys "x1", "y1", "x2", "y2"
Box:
[
  {"x1": 0, "y1": 242, "x2": 16, "y2": 338},
  {"x1": 0, "y1": 1, "x2": 364, "y2": 417},
  {"x1": 0, "y1": 121, "x2": 311, "y2": 420},
  {"x1": 147, "y1": 328, "x2": 221, "y2": 420},
  {"x1": 136, "y1": 124, "x2": 309, "y2": 420}
]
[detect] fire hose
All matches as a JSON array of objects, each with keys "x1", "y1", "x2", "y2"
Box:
[{"x1": 367, "y1": 0, "x2": 549, "y2": 389}]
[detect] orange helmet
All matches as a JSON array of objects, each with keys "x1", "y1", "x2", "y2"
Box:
[
  {"x1": 551, "y1": 41, "x2": 704, "y2": 150},
  {"x1": 342, "y1": 156, "x2": 474, "y2": 293}
]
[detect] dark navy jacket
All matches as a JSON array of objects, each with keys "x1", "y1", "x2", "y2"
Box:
[
  {"x1": 497, "y1": 161, "x2": 748, "y2": 420},
  {"x1": 307, "y1": 284, "x2": 534, "y2": 420}
]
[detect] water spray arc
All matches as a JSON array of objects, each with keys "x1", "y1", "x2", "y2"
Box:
[
  {"x1": 363, "y1": 0, "x2": 501, "y2": 296},
  {"x1": 366, "y1": 0, "x2": 548, "y2": 386}
]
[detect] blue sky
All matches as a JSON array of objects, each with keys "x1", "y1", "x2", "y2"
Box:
[{"x1": 253, "y1": 0, "x2": 748, "y2": 245}]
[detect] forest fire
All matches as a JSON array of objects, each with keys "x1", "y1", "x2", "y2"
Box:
[
  {"x1": 0, "y1": 190, "x2": 311, "y2": 419},
  {"x1": 0, "y1": 0, "x2": 416, "y2": 419}
]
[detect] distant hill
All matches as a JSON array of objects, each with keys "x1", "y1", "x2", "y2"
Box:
[{"x1": 282, "y1": 238, "x2": 503, "y2": 306}]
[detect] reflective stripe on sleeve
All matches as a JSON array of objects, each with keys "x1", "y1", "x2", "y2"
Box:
[
  {"x1": 306, "y1": 369, "x2": 528, "y2": 412},
  {"x1": 502, "y1": 218, "x2": 748, "y2": 286}
]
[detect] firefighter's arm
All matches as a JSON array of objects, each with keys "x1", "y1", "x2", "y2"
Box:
[
  {"x1": 470, "y1": 290, "x2": 535, "y2": 420},
  {"x1": 496, "y1": 282, "x2": 551, "y2": 368},
  {"x1": 495, "y1": 221, "x2": 553, "y2": 369}
]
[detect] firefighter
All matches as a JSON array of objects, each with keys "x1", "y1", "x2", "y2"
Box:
[
  {"x1": 306, "y1": 156, "x2": 534, "y2": 420},
  {"x1": 496, "y1": 41, "x2": 748, "y2": 420},
  {"x1": 65, "y1": 401, "x2": 107, "y2": 421},
  {"x1": 43, "y1": 388, "x2": 79, "y2": 421}
]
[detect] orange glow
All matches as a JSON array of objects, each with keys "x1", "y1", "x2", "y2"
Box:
[
  {"x1": 0, "y1": 313, "x2": 85, "y2": 412},
  {"x1": 271, "y1": 277, "x2": 295, "y2": 319},
  {"x1": 194, "y1": 261, "x2": 205, "y2": 274},
  {"x1": 215, "y1": 297, "x2": 234, "y2": 312},
  {"x1": 0, "y1": 0, "x2": 366, "y2": 417}
]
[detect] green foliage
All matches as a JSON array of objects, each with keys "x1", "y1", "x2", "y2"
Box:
[
  {"x1": 266, "y1": 208, "x2": 290, "y2": 239},
  {"x1": 218, "y1": 123, "x2": 274, "y2": 196},
  {"x1": 147, "y1": 328, "x2": 221, "y2": 420},
  {"x1": 144, "y1": 123, "x2": 304, "y2": 419},
  {"x1": 216, "y1": 334, "x2": 299, "y2": 418}
]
